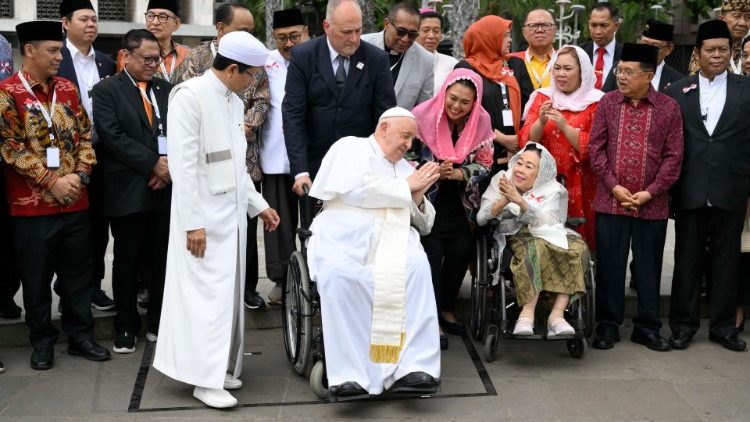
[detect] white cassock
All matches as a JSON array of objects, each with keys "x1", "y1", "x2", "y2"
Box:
[
  {"x1": 153, "y1": 70, "x2": 270, "y2": 389},
  {"x1": 307, "y1": 135, "x2": 441, "y2": 395}
]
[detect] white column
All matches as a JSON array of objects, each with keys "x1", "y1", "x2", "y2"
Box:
[
  {"x1": 133, "y1": 0, "x2": 148, "y2": 24},
  {"x1": 14, "y1": 0, "x2": 37, "y2": 20},
  {"x1": 188, "y1": 0, "x2": 213, "y2": 26}
]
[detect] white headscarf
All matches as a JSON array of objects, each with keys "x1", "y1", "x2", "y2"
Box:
[{"x1": 523, "y1": 45, "x2": 604, "y2": 120}]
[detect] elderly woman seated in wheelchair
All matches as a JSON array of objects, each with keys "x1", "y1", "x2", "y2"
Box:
[{"x1": 477, "y1": 142, "x2": 589, "y2": 338}]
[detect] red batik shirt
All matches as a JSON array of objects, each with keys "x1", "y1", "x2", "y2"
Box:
[
  {"x1": 0, "y1": 71, "x2": 96, "y2": 216},
  {"x1": 588, "y1": 88, "x2": 684, "y2": 220}
]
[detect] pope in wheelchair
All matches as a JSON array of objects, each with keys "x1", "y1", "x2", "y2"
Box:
[
  {"x1": 306, "y1": 107, "x2": 442, "y2": 399},
  {"x1": 477, "y1": 143, "x2": 589, "y2": 338}
]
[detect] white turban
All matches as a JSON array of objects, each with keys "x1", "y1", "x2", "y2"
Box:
[
  {"x1": 378, "y1": 106, "x2": 416, "y2": 124},
  {"x1": 217, "y1": 31, "x2": 269, "y2": 67}
]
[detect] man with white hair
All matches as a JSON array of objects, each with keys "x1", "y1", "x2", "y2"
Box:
[
  {"x1": 308, "y1": 107, "x2": 441, "y2": 399},
  {"x1": 153, "y1": 31, "x2": 280, "y2": 409}
]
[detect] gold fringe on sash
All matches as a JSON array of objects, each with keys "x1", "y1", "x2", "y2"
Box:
[{"x1": 369, "y1": 332, "x2": 406, "y2": 363}]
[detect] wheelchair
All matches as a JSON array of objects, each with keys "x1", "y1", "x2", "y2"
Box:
[
  {"x1": 282, "y1": 191, "x2": 328, "y2": 400},
  {"x1": 470, "y1": 217, "x2": 595, "y2": 361}
]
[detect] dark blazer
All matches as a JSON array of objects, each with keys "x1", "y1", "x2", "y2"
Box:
[
  {"x1": 579, "y1": 40, "x2": 622, "y2": 93},
  {"x1": 656, "y1": 63, "x2": 685, "y2": 93},
  {"x1": 91, "y1": 72, "x2": 173, "y2": 217},
  {"x1": 666, "y1": 73, "x2": 750, "y2": 212},
  {"x1": 58, "y1": 44, "x2": 116, "y2": 95},
  {"x1": 282, "y1": 36, "x2": 397, "y2": 177}
]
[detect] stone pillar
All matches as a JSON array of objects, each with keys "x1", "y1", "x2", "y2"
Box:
[
  {"x1": 187, "y1": 0, "x2": 213, "y2": 26},
  {"x1": 356, "y1": 0, "x2": 377, "y2": 34},
  {"x1": 447, "y1": 0, "x2": 479, "y2": 59},
  {"x1": 14, "y1": 0, "x2": 37, "y2": 20},
  {"x1": 266, "y1": 0, "x2": 284, "y2": 49}
]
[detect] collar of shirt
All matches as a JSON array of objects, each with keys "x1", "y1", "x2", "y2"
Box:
[
  {"x1": 598, "y1": 37, "x2": 617, "y2": 57},
  {"x1": 614, "y1": 85, "x2": 658, "y2": 106},
  {"x1": 368, "y1": 135, "x2": 387, "y2": 159},
  {"x1": 162, "y1": 39, "x2": 177, "y2": 56},
  {"x1": 326, "y1": 38, "x2": 342, "y2": 63},
  {"x1": 699, "y1": 70, "x2": 728, "y2": 87},
  {"x1": 21, "y1": 69, "x2": 54, "y2": 94},
  {"x1": 66, "y1": 38, "x2": 95, "y2": 61},
  {"x1": 528, "y1": 48, "x2": 553, "y2": 63},
  {"x1": 651, "y1": 61, "x2": 665, "y2": 89},
  {"x1": 206, "y1": 68, "x2": 233, "y2": 97}
]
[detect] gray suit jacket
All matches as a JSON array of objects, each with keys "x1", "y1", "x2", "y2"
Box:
[{"x1": 361, "y1": 31, "x2": 434, "y2": 109}]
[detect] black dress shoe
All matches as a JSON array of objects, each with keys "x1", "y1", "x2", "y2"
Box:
[
  {"x1": 592, "y1": 334, "x2": 620, "y2": 350},
  {"x1": 390, "y1": 371, "x2": 439, "y2": 394},
  {"x1": 243, "y1": 290, "x2": 266, "y2": 310},
  {"x1": 0, "y1": 358, "x2": 4, "y2": 373},
  {"x1": 30, "y1": 347, "x2": 54, "y2": 370},
  {"x1": 332, "y1": 381, "x2": 368, "y2": 398},
  {"x1": 68, "y1": 339, "x2": 112, "y2": 361},
  {"x1": 669, "y1": 331, "x2": 693, "y2": 350},
  {"x1": 440, "y1": 335, "x2": 448, "y2": 350},
  {"x1": 631, "y1": 331, "x2": 671, "y2": 351},
  {"x1": 440, "y1": 319, "x2": 466, "y2": 336},
  {"x1": 0, "y1": 297, "x2": 22, "y2": 319},
  {"x1": 709, "y1": 332, "x2": 747, "y2": 351}
]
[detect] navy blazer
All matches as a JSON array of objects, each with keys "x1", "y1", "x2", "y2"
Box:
[
  {"x1": 656, "y1": 63, "x2": 685, "y2": 93},
  {"x1": 579, "y1": 40, "x2": 622, "y2": 93},
  {"x1": 58, "y1": 44, "x2": 116, "y2": 96},
  {"x1": 666, "y1": 73, "x2": 750, "y2": 212},
  {"x1": 282, "y1": 36, "x2": 397, "y2": 177}
]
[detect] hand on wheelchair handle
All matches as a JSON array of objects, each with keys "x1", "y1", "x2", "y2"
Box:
[{"x1": 293, "y1": 176, "x2": 312, "y2": 196}]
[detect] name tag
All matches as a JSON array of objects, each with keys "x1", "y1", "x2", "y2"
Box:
[
  {"x1": 158, "y1": 136, "x2": 168, "y2": 155},
  {"x1": 46, "y1": 147, "x2": 60, "y2": 168},
  {"x1": 502, "y1": 109, "x2": 514, "y2": 127}
]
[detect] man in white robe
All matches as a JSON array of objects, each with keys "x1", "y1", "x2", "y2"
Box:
[
  {"x1": 307, "y1": 107, "x2": 441, "y2": 398},
  {"x1": 153, "y1": 31, "x2": 280, "y2": 409}
]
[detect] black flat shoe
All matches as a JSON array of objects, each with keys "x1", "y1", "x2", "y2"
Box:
[
  {"x1": 30, "y1": 347, "x2": 54, "y2": 370},
  {"x1": 68, "y1": 339, "x2": 111, "y2": 361},
  {"x1": 389, "y1": 371, "x2": 439, "y2": 394},
  {"x1": 592, "y1": 334, "x2": 620, "y2": 350},
  {"x1": 709, "y1": 332, "x2": 747, "y2": 351},
  {"x1": 440, "y1": 335, "x2": 448, "y2": 350},
  {"x1": 440, "y1": 318, "x2": 466, "y2": 336},
  {"x1": 669, "y1": 331, "x2": 693, "y2": 350},
  {"x1": 330, "y1": 381, "x2": 369, "y2": 400},
  {"x1": 631, "y1": 331, "x2": 671, "y2": 352}
]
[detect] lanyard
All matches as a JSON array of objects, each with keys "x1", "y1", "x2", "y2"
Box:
[
  {"x1": 159, "y1": 50, "x2": 177, "y2": 80},
  {"x1": 124, "y1": 70, "x2": 164, "y2": 135},
  {"x1": 18, "y1": 71, "x2": 57, "y2": 142},
  {"x1": 524, "y1": 49, "x2": 553, "y2": 87},
  {"x1": 498, "y1": 82, "x2": 510, "y2": 109},
  {"x1": 389, "y1": 53, "x2": 405, "y2": 71}
]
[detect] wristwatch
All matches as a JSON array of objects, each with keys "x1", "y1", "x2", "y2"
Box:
[{"x1": 76, "y1": 171, "x2": 90, "y2": 186}]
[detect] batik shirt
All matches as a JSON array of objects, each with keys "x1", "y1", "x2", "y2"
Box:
[
  {"x1": 588, "y1": 87, "x2": 684, "y2": 220},
  {"x1": 171, "y1": 40, "x2": 271, "y2": 182},
  {"x1": 0, "y1": 71, "x2": 96, "y2": 216}
]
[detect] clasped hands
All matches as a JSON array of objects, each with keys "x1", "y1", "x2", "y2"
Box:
[
  {"x1": 49, "y1": 173, "x2": 82, "y2": 206},
  {"x1": 407, "y1": 161, "x2": 440, "y2": 205},
  {"x1": 539, "y1": 100, "x2": 567, "y2": 129},
  {"x1": 149, "y1": 156, "x2": 170, "y2": 190},
  {"x1": 612, "y1": 185, "x2": 652, "y2": 212}
]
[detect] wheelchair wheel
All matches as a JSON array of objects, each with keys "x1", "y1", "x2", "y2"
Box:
[
  {"x1": 310, "y1": 360, "x2": 328, "y2": 399},
  {"x1": 282, "y1": 251, "x2": 313, "y2": 375},
  {"x1": 567, "y1": 338, "x2": 586, "y2": 359},
  {"x1": 470, "y1": 236, "x2": 489, "y2": 341},
  {"x1": 483, "y1": 333, "x2": 498, "y2": 362},
  {"x1": 583, "y1": 262, "x2": 595, "y2": 338}
]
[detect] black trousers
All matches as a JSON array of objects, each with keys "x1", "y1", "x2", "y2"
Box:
[
  {"x1": 245, "y1": 181, "x2": 262, "y2": 294},
  {"x1": 12, "y1": 211, "x2": 94, "y2": 348},
  {"x1": 422, "y1": 230, "x2": 474, "y2": 313},
  {"x1": 595, "y1": 213, "x2": 667, "y2": 338},
  {"x1": 88, "y1": 144, "x2": 110, "y2": 288},
  {"x1": 145, "y1": 209, "x2": 169, "y2": 332},
  {"x1": 0, "y1": 171, "x2": 20, "y2": 307},
  {"x1": 670, "y1": 206, "x2": 744, "y2": 337},
  {"x1": 261, "y1": 174, "x2": 298, "y2": 284}
]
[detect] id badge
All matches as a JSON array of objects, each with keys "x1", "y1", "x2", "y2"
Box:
[
  {"x1": 502, "y1": 109, "x2": 514, "y2": 126},
  {"x1": 46, "y1": 147, "x2": 60, "y2": 168},
  {"x1": 158, "y1": 136, "x2": 168, "y2": 155}
]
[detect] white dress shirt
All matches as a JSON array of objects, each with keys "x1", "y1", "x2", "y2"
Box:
[
  {"x1": 327, "y1": 38, "x2": 350, "y2": 75},
  {"x1": 593, "y1": 37, "x2": 617, "y2": 83},
  {"x1": 651, "y1": 61, "x2": 665, "y2": 91},
  {"x1": 260, "y1": 49, "x2": 290, "y2": 175},
  {"x1": 698, "y1": 70, "x2": 727, "y2": 136},
  {"x1": 66, "y1": 38, "x2": 99, "y2": 122}
]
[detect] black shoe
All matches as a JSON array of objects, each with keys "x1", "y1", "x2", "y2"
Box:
[
  {"x1": 669, "y1": 331, "x2": 693, "y2": 350},
  {"x1": 113, "y1": 331, "x2": 137, "y2": 354},
  {"x1": 244, "y1": 290, "x2": 266, "y2": 310},
  {"x1": 30, "y1": 347, "x2": 54, "y2": 370},
  {"x1": 592, "y1": 334, "x2": 620, "y2": 350},
  {"x1": 0, "y1": 297, "x2": 22, "y2": 319},
  {"x1": 631, "y1": 331, "x2": 671, "y2": 351},
  {"x1": 91, "y1": 290, "x2": 115, "y2": 311},
  {"x1": 0, "y1": 359, "x2": 4, "y2": 373},
  {"x1": 331, "y1": 381, "x2": 368, "y2": 398},
  {"x1": 440, "y1": 335, "x2": 448, "y2": 350},
  {"x1": 440, "y1": 319, "x2": 466, "y2": 336},
  {"x1": 68, "y1": 339, "x2": 111, "y2": 361},
  {"x1": 390, "y1": 371, "x2": 439, "y2": 394},
  {"x1": 708, "y1": 332, "x2": 747, "y2": 351}
]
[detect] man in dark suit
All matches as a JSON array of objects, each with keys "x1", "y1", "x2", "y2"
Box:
[
  {"x1": 92, "y1": 29, "x2": 173, "y2": 354},
  {"x1": 667, "y1": 20, "x2": 750, "y2": 352},
  {"x1": 57, "y1": 0, "x2": 116, "y2": 312},
  {"x1": 579, "y1": 2, "x2": 622, "y2": 92},
  {"x1": 283, "y1": 0, "x2": 397, "y2": 196},
  {"x1": 639, "y1": 19, "x2": 685, "y2": 93}
]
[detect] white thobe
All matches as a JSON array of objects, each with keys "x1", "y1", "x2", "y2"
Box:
[
  {"x1": 307, "y1": 136, "x2": 441, "y2": 395},
  {"x1": 153, "y1": 70, "x2": 270, "y2": 389}
]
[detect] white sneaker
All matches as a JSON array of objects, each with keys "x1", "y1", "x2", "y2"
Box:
[
  {"x1": 193, "y1": 386, "x2": 238, "y2": 408},
  {"x1": 267, "y1": 284, "x2": 282, "y2": 305},
  {"x1": 145, "y1": 332, "x2": 158, "y2": 342},
  {"x1": 224, "y1": 373, "x2": 243, "y2": 390},
  {"x1": 512, "y1": 317, "x2": 534, "y2": 336},
  {"x1": 547, "y1": 318, "x2": 576, "y2": 338}
]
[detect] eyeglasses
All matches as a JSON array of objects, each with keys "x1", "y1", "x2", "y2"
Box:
[
  {"x1": 129, "y1": 50, "x2": 164, "y2": 65},
  {"x1": 524, "y1": 23, "x2": 555, "y2": 31},
  {"x1": 389, "y1": 22, "x2": 419, "y2": 40},
  {"x1": 145, "y1": 12, "x2": 177, "y2": 23},
  {"x1": 274, "y1": 33, "x2": 303, "y2": 44},
  {"x1": 614, "y1": 68, "x2": 649, "y2": 78}
]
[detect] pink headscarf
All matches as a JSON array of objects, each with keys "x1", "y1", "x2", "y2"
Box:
[{"x1": 412, "y1": 68, "x2": 494, "y2": 163}]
